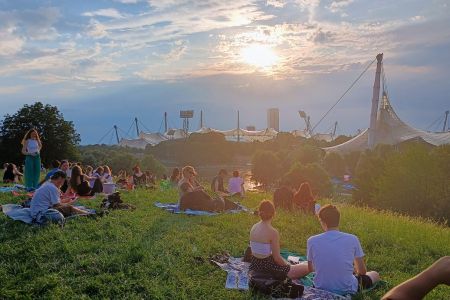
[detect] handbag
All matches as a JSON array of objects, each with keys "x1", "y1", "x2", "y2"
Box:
[{"x1": 249, "y1": 270, "x2": 304, "y2": 298}]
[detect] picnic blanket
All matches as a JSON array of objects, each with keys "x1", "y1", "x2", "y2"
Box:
[
  {"x1": 0, "y1": 184, "x2": 35, "y2": 193},
  {"x1": 1, "y1": 204, "x2": 96, "y2": 224},
  {"x1": 213, "y1": 250, "x2": 385, "y2": 299},
  {"x1": 212, "y1": 255, "x2": 349, "y2": 300},
  {"x1": 154, "y1": 202, "x2": 249, "y2": 216}
]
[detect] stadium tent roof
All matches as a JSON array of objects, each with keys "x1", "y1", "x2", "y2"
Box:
[{"x1": 325, "y1": 93, "x2": 450, "y2": 154}]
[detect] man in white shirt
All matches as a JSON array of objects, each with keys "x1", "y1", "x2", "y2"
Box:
[
  {"x1": 307, "y1": 204, "x2": 380, "y2": 295},
  {"x1": 30, "y1": 171, "x2": 85, "y2": 225}
]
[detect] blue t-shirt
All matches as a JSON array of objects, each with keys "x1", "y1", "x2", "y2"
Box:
[
  {"x1": 30, "y1": 182, "x2": 61, "y2": 217},
  {"x1": 307, "y1": 230, "x2": 364, "y2": 295},
  {"x1": 44, "y1": 168, "x2": 61, "y2": 181}
]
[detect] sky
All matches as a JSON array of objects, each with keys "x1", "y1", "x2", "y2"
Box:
[{"x1": 0, "y1": 0, "x2": 449, "y2": 144}]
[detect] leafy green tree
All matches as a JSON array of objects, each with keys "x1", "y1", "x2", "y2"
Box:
[
  {"x1": 373, "y1": 144, "x2": 450, "y2": 222},
  {"x1": 107, "y1": 152, "x2": 138, "y2": 173},
  {"x1": 251, "y1": 150, "x2": 280, "y2": 188},
  {"x1": 0, "y1": 102, "x2": 80, "y2": 166},
  {"x1": 323, "y1": 152, "x2": 346, "y2": 177},
  {"x1": 282, "y1": 162, "x2": 332, "y2": 196},
  {"x1": 141, "y1": 154, "x2": 166, "y2": 176},
  {"x1": 288, "y1": 144, "x2": 324, "y2": 166}
]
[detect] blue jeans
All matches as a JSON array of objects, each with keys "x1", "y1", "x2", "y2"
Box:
[{"x1": 34, "y1": 209, "x2": 65, "y2": 226}]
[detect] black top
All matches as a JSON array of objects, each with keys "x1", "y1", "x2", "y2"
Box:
[
  {"x1": 211, "y1": 175, "x2": 226, "y2": 193},
  {"x1": 3, "y1": 169, "x2": 15, "y2": 182}
]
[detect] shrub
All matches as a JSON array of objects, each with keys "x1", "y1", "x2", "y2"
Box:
[
  {"x1": 141, "y1": 154, "x2": 166, "y2": 176},
  {"x1": 372, "y1": 144, "x2": 450, "y2": 222},
  {"x1": 283, "y1": 162, "x2": 332, "y2": 196},
  {"x1": 251, "y1": 150, "x2": 280, "y2": 187},
  {"x1": 287, "y1": 144, "x2": 324, "y2": 166},
  {"x1": 323, "y1": 152, "x2": 346, "y2": 177}
]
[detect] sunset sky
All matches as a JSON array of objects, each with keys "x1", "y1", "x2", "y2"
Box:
[{"x1": 1, "y1": 0, "x2": 449, "y2": 144}]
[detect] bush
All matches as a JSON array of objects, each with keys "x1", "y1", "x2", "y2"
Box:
[
  {"x1": 323, "y1": 152, "x2": 346, "y2": 177},
  {"x1": 251, "y1": 150, "x2": 280, "y2": 187},
  {"x1": 372, "y1": 144, "x2": 450, "y2": 222},
  {"x1": 141, "y1": 154, "x2": 166, "y2": 176},
  {"x1": 352, "y1": 144, "x2": 450, "y2": 222},
  {"x1": 287, "y1": 144, "x2": 324, "y2": 166},
  {"x1": 283, "y1": 162, "x2": 332, "y2": 196}
]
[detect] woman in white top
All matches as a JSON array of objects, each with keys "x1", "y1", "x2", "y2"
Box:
[
  {"x1": 228, "y1": 170, "x2": 245, "y2": 197},
  {"x1": 21, "y1": 129, "x2": 42, "y2": 189},
  {"x1": 249, "y1": 200, "x2": 309, "y2": 279}
]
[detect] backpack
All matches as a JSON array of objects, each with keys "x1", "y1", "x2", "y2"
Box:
[
  {"x1": 248, "y1": 270, "x2": 304, "y2": 299},
  {"x1": 101, "y1": 192, "x2": 135, "y2": 210}
]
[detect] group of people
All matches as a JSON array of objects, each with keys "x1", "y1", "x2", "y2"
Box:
[{"x1": 169, "y1": 166, "x2": 245, "y2": 212}]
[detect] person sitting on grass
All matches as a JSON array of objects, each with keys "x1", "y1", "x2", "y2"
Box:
[
  {"x1": 178, "y1": 166, "x2": 224, "y2": 212},
  {"x1": 273, "y1": 181, "x2": 294, "y2": 211},
  {"x1": 211, "y1": 169, "x2": 230, "y2": 197},
  {"x1": 39, "y1": 160, "x2": 61, "y2": 185},
  {"x1": 382, "y1": 256, "x2": 450, "y2": 300},
  {"x1": 249, "y1": 200, "x2": 309, "y2": 279},
  {"x1": 69, "y1": 165, "x2": 103, "y2": 197},
  {"x1": 293, "y1": 182, "x2": 317, "y2": 214},
  {"x1": 307, "y1": 204, "x2": 380, "y2": 295},
  {"x1": 103, "y1": 165, "x2": 113, "y2": 183},
  {"x1": 3, "y1": 163, "x2": 23, "y2": 183},
  {"x1": 132, "y1": 165, "x2": 147, "y2": 187},
  {"x1": 228, "y1": 170, "x2": 245, "y2": 197},
  {"x1": 116, "y1": 170, "x2": 128, "y2": 187},
  {"x1": 30, "y1": 171, "x2": 89, "y2": 225},
  {"x1": 170, "y1": 168, "x2": 181, "y2": 186},
  {"x1": 59, "y1": 160, "x2": 70, "y2": 194}
]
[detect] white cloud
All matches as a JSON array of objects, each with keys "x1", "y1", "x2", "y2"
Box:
[
  {"x1": 0, "y1": 27, "x2": 25, "y2": 56},
  {"x1": 327, "y1": 0, "x2": 355, "y2": 13},
  {"x1": 83, "y1": 8, "x2": 125, "y2": 19},
  {"x1": 0, "y1": 85, "x2": 25, "y2": 95},
  {"x1": 267, "y1": 0, "x2": 285, "y2": 8}
]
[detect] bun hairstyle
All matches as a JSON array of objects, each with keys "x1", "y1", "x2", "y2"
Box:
[{"x1": 258, "y1": 200, "x2": 275, "y2": 221}]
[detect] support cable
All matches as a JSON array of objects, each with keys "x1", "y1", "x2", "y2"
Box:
[{"x1": 311, "y1": 58, "x2": 377, "y2": 134}]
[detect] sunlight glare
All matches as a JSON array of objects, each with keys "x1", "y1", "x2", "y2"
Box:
[{"x1": 240, "y1": 44, "x2": 279, "y2": 68}]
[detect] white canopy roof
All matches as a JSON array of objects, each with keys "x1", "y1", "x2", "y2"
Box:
[{"x1": 325, "y1": 94, "x2": 450, "y2": 154}]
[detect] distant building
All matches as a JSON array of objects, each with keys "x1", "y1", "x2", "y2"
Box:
[
  {"x1": 246, "y1": 125, "x2": 256, "y2": 131},
  {"x1": 267, "y1": 108, "x2": 279, "y2": 131}
]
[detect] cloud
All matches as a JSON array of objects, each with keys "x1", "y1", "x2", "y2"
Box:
[
  {"x1": 327, "y1": 0, "x2": 355, "y2": 13},
  {"x1": 266, "y1": 0, "x2": 285, "y2": 8},
  {"x1": 162, "y1": 40, "x2": 188, "y2": 61},
  {"x1": 0, "y1": 27, "x2": 25, "y2": 56},
  {"x1": 0, "y1": 85, "x2": 25, "y2": 95},
  {"x1": 82, "y1": 8, "x2": 125, "y2": 19}
]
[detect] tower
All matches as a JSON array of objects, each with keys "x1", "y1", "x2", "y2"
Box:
[{"x1": 267, "y1": 108, "x2": 280, "y2": 131}]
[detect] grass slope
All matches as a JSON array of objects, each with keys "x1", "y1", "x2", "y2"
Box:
[{"x1": 0, "y1": 188, "x2": 449, "y2": 299}]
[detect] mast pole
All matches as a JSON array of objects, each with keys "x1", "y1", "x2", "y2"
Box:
[
  {"x1": 332, "y1": 121, "x2": 338, "y2": 139},
  {"x1": 164, "y1": 112, "x2": 168, "y2": 133},
  {"x1": 114, "y1": 125, "x2": 120, "y2": 144},
  {"x1": 200, "y1": 110, "x2": 203, "y2": 129},
  {"x1": 135, "y1": 117, "x2": 139, "y2": 137},
  {"x1": 443, "y1": 110, "x2": 449, "y2": 132},
  {"x1": 368, "y1": 53, "x2": 383, "y2": 149},
  {"x1": 237, "y1": 110, "x2": 240, "y2": 143}
]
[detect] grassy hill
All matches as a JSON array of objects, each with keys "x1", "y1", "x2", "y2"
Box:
[{"x1": 0, "y1": 187, "x2": 449, "y2": 299}]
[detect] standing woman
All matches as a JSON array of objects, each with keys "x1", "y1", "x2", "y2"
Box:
[{"x1": 21, "y1": 129, "x2": 42, "y2": 189}]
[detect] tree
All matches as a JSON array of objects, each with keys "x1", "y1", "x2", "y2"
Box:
[
  {"x1": 323, "y1": 152, "x2": 346, "y2": 177},
  {"x1": 282, "y1": 162, "x2": 332, "y2": 196},
  {"x1": 251, "y1": 150, "x2": 280, "y2": 188},
  {"x1": 141, "y1": 153, "x2": 166, "y2": 176},
  {"x1": 0, "y1": 102, "x2": 80, "y2": 166}
]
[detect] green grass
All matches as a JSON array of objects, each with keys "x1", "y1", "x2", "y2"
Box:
[{"x1": 0, "y1": 187, "x2": 449, "y2": 299}]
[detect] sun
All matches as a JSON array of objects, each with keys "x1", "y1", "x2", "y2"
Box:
[{"x1": 240, "y1": 44, "x2": 279, "y2": 68}]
